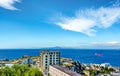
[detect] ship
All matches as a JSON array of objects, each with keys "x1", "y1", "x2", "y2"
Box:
[{"x1": 95, "y1": 53, "x2": 104, "y2": 56}]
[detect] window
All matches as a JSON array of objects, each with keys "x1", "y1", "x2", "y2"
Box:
[
  {"x1": 45, "y1": 55, "x2": 48, "y2": 57},
  {"x1": 50, "y1": 52, "x2": 53, "y2": 54},
  {"x1": 56, "y1": 52, "x2": 59, "y2": 54}
]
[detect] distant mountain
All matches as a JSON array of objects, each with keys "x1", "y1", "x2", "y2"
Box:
[{"x1": 41, "y1": 46, "x2": 63, "y2": 49}]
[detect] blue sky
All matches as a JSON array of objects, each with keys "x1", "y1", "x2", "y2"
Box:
[{"x1": 0, "y1": 0, "x2": 120, "y2": 49}]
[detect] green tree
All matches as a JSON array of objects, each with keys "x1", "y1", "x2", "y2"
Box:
[{"x1": 0, "y1": 64, "x2": 43, "y2": 76}]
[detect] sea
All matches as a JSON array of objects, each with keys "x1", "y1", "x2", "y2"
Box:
[{"x1": 0, "y1": 49, "x2": 120, "y2": 67}]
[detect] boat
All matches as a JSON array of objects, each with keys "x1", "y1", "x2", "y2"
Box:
[{"x1": 95, "y1": 53, "x2": 104, "y2": 56}]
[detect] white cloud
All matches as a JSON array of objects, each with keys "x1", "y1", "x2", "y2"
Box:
[
  {"x1": 0, "y1": 0, "x2": 21, "y2": 10},
  {"x1": 91, "y1": 41, "x2": 120, "y2": 47},
  {"x1": 55, "y1": 3, "x2": 120, "y2": 36},
  {"x1": 112, "y1": 0, "x2": 120, "y2": 7}
]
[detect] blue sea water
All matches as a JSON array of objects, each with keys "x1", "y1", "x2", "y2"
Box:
[{"x1": 0, "y1": 49, "x2": 120, "y2": 67}]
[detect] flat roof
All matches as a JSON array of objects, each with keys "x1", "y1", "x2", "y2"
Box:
[
  {"x1": 41, "y1": 50, "x2": 60, "y2": 53},
  {"x1": 50, "y1": 65, "x2": 81, "y2": 76},
  {"x1": 0, "y1": 61, "x2": 13, "y2": 64}
]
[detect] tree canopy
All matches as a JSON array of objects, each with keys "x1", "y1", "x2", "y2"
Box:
[{"x1": 0, "y1": 64, "x2": 43, "y2": 76}]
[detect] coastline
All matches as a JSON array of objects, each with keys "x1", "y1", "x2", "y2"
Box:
[{"x1": 0, "y1": 49, "x2": 120, "y2": 67}]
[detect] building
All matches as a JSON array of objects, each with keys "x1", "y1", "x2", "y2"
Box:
[
  {"x1": 49, "y1": 65, "x2": 81, "y2": 76},
  {"x1": 0, "y1": 61, "x2": 14, "y2": 67},
  {"x1": 22, "y1": 57, "x2": 34, "y2": 66},
  {"x1": 40, "y1": 50, "x2": 60, "y2": 76}
]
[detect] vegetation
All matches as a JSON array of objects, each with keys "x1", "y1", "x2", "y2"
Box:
[
  {"x1": 101, "y1": 67, "x2": 115, "y2": 74},
  {"x1": 0, "y1": 64, "x2": 43, "y2": 76},
  {"x1": 82, "y1": 66, "x2": 116, "y2": 76}
]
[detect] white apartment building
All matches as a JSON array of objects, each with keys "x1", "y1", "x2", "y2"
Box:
[{"x1": 40, "y1": 50, "x2": 60, "y2": 76}]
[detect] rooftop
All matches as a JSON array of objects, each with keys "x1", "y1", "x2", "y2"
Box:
[
  {"x1": 0, "y1": 61, "x2": 13, "y2": 64},
  {"x1": 41, "y1": 50, "x2": 60, "y2": 54},
  {"x1": 51, "y1": 65, "x2": 81, "y2": 76}
]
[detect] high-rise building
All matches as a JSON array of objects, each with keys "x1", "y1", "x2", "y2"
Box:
[{"x1": 40, "y1": 50, "x2": 60, "y2": 76}]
